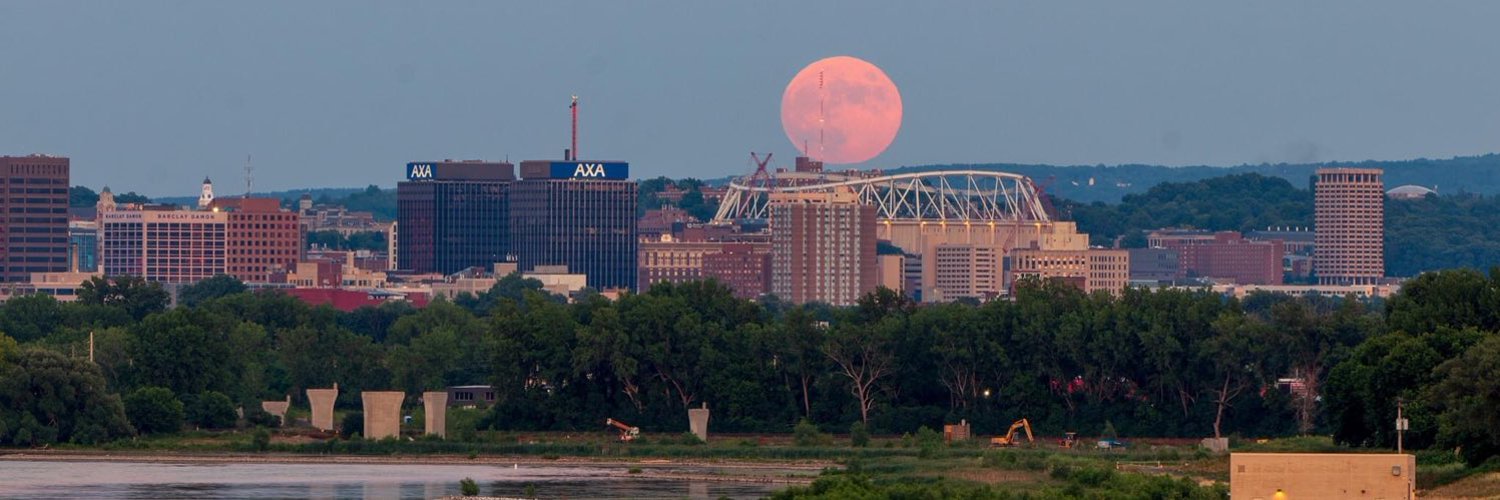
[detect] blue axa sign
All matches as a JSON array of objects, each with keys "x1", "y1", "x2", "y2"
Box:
[
  {"x1": 549, "y1": 161, "x2": 629, "y2": 180},
  {"x1": 406, "y1": 162, "x2": 437, "y2": 180}
]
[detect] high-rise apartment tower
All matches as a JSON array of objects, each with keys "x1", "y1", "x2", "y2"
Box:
[{"x1": 1314, "y1": 168, "x2": 1384, "y2": 285}]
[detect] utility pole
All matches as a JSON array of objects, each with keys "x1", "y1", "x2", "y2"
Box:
[
  {"x1": 1396, "y1": 397, "x2": 1408, "y2": 454},
  {"x1": 89, "y1": 330, "x2": 95, "y2": 363}
]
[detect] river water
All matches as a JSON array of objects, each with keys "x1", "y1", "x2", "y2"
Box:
[{"x1": 0, "y1": 460, "x2": 794, "y2": 499}]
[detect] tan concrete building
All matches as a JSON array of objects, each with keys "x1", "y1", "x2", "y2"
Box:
[
  {"x1": 100, "y1": 209, "x2": 228, "y2": 283},
  {"x1": 875, "y1": 254, "x2": 905, "y2": 294},
  {"x1": 637, "y1": 235, "x2": 721, "y2": 291},
  {"x1": 1230, "y1": 453, "x2": 1414, "y2": 500},
  {"x1": 524, "y1": 265, "x2": 589, "y2": 297},
  {"x1": 925, "y1": 244, "x2": 1001, "y2": 302},
  {"x1": 1009, "y1": 248, "x2": 1130, "y2": 296},
  {"x1": 892, "y1": 221, "x2": 1092, "y2": 301},
  {"x1": 876, "y1": 220, "x2": 1088, "y2": 258},
  {"x1": 768, "y1": 190, "x2": 877, "y2": 306},
  {"x1": 1087, "y1": 249, "x2": 1131, "y2": 294},
  {"x1": 1314, "y1": 168, "x2": 1384, "y2": 285}
]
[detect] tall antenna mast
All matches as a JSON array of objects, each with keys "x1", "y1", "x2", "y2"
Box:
[
  {"x1": 570, "y1": 95, "x2": 579, "y2": 161},
  {"x1": 243, "y1": 154, "x2": 253, "y2": 198},
  {"x1": 818, "y1": 70, "x2": 825, "y2": 162}
]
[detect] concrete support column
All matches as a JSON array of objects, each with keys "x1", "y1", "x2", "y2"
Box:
[
  {"x1": 423, "y1": 391, "x2": 448, "y2": 438},
  {"x1": 261, "y1": 395, "x2": 290, "y2": 423},
  {"x1": 306, "y1": 385, "x2": 338, "y2": 431},
  {"x1": 688, "y1": 403, "x2": 710, "y2": 442},
  {"x1": 362, "y1": 391, "x2": 405, "y2": 440}
]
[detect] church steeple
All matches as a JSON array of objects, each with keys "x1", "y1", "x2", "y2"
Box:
[
  {"x1": 97, "y1": 186, "x2": 116, "y2": 213},
  {"x1": 198, "y1": 177, "x2": 214, "y2": 209}
]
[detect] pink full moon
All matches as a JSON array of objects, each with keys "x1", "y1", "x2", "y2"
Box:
[{"x1": 780, "y1": 56, "x2": 903, "y2": 165}]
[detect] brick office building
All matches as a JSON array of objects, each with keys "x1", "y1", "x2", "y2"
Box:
[
  {"x1": 701, "y1": 242, "x2": 771, "y2": 300},
  {"x1": 0, "y1": 155, "x2": 70, "y2": 282},
  {"x1": 1147, "y1": 230, "x2": 1284, "y2": 285},
  {"x1": 211, "y1": 197, "x2": 301, "y2": 283}
]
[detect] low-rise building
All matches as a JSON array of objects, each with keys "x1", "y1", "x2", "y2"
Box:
[
  {"x1": 1127, "y1": 248, "x2": 1178, "y2": 283},
  {"x1": 925, "y1": 244, "x2": 1001, "y2": 302},
  {"x1": 701, "y1": 242, "x2": 771, "y2": 300},
  {"x1": 1230, "y1": 453, "x2": 1414, "y2": 500},
  {"x1": 446, "y1": 385, "x2": 498, "y2": 408},
  {"x1": 1211, "y1": 283, "x2": 1399, "y2": 299},
  {"x1": 1149, "y1": 230, "x2": 1284, "y2": 285},
  {"x1": 1009, "y1": 248, "x2": 1130, "y2": 295}
]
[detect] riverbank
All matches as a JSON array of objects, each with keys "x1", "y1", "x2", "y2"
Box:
[{"x1": 0, "y1": 449, "x2": 826, "y2": 485}]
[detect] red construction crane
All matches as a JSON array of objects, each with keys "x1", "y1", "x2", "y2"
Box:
[
  {"x1": 605, "y1": 418, "x2": 640, "y2": 442},
  {"x1": 748, "y1": 152, "x2": 773, "y2": 191}
]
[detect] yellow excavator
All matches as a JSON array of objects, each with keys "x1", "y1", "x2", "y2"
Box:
[
  {"x1": 605, "y1": 418, "x2": 641, "y2": 442},
  {"x1": 990, "y1": 418, "x2": 1035, "y2": 447}
]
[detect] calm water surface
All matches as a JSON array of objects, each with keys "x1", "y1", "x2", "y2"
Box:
[{"x1": 0, "y1": 460, "x2": 790, "y2": 499}]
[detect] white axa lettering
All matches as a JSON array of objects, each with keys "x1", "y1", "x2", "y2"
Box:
[
  {"x1": 572, "y1": 163, "x2": 608, "y2": 177},
  {"x1": 410, "y1": 164, "x2": 433, "y2": 179}
]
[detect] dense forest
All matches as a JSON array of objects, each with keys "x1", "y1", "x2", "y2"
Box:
[
  {"x1": 1060, "y1": 173, "x2": 1313, "y2": 247},
  {"x1": 1056, "y1": 173, "x2": 1500, "y2": 278},
  {"x1": 2, "y1": 271, "x2": 1498, "y2": 465},
  {"x1": 902, "y1": 153, "x2": 1500, "y2": 203}
]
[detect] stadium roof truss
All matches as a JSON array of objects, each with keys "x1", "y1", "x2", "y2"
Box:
[{"x1": 712, "y1": 170, "x2": 1051, "y2": 224}]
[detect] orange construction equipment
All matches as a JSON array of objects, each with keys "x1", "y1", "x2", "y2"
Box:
[
  {"x1": 605, "y1": 418, "x2": 640, "y2": 442},
  {"x1": 1059, "y1": 432, "x2": 1078, "y2": 449},
  {"x1": 990, "y1": 418, "x2": 1035, "y2": 447}
]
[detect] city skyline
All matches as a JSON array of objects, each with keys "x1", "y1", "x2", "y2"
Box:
[{"x1": 4, "y1": 2, "x2": 1500, "y2": 196}]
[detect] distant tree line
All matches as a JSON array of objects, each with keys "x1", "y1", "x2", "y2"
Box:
[
  {"x1": 2, "y1": 271, "x2": 1496, "y2": 465},
  {"x1": 69, "y1": 185, "x2": 152, "y2": 207},
  {"x1": 637, "y1": 176, "x2": 717, "y2": 221}
]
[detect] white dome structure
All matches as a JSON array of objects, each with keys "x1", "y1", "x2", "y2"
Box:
[{"x1": 1386, "y1": 184, "x2": 1435, "y2": 200}]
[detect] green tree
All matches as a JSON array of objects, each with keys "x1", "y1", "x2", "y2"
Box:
[
  {"x1": 772, "y1": 307, "x2": 827, "y2": 418},
  {"x1": 0, "y1": 294, "x2": 64, "y2": 342},
  {"x1": 123, "y1": 386, "x2": 184, "y2": 435},
  {"x1": 1427, "y1": 335, "x2": 1500, "y2": 466},
  {"x1": 77, "y1": 276, "x2": 169, "y2": 321},
  {"x1": 69, "y1": 185, "x2": 99, "y2": 207},
  {"x1": 1325, "y1": 327, "x2": 1480, "y2": 449},
  {"x1": 1200, "y1": 310, "x2": 1272, "y2": 439},
  {"x1": 1384, "y1": 268, "x2": 1500, "y2": 334},
  {"x1": 572, "y1": 306, "x2": 644, "y2": 410},
  {"x1": 278, "y1": 325, "x2": 388, "y2": 404},
  {"x1": 177, "y1": 275, "x2": 248, "y2": 308},
  {"x1": 186, "y1": 391, "x2": 238, "y2": 430},
  {"x1": 0, "y1": 346, "x2": 133, "y2": 445},
  {"x1": 129, "y1": 309, "x2": 239, "y2": 396},
  {"x1": 823, "y1": 319, "x2": 898, "y2": 424}
]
